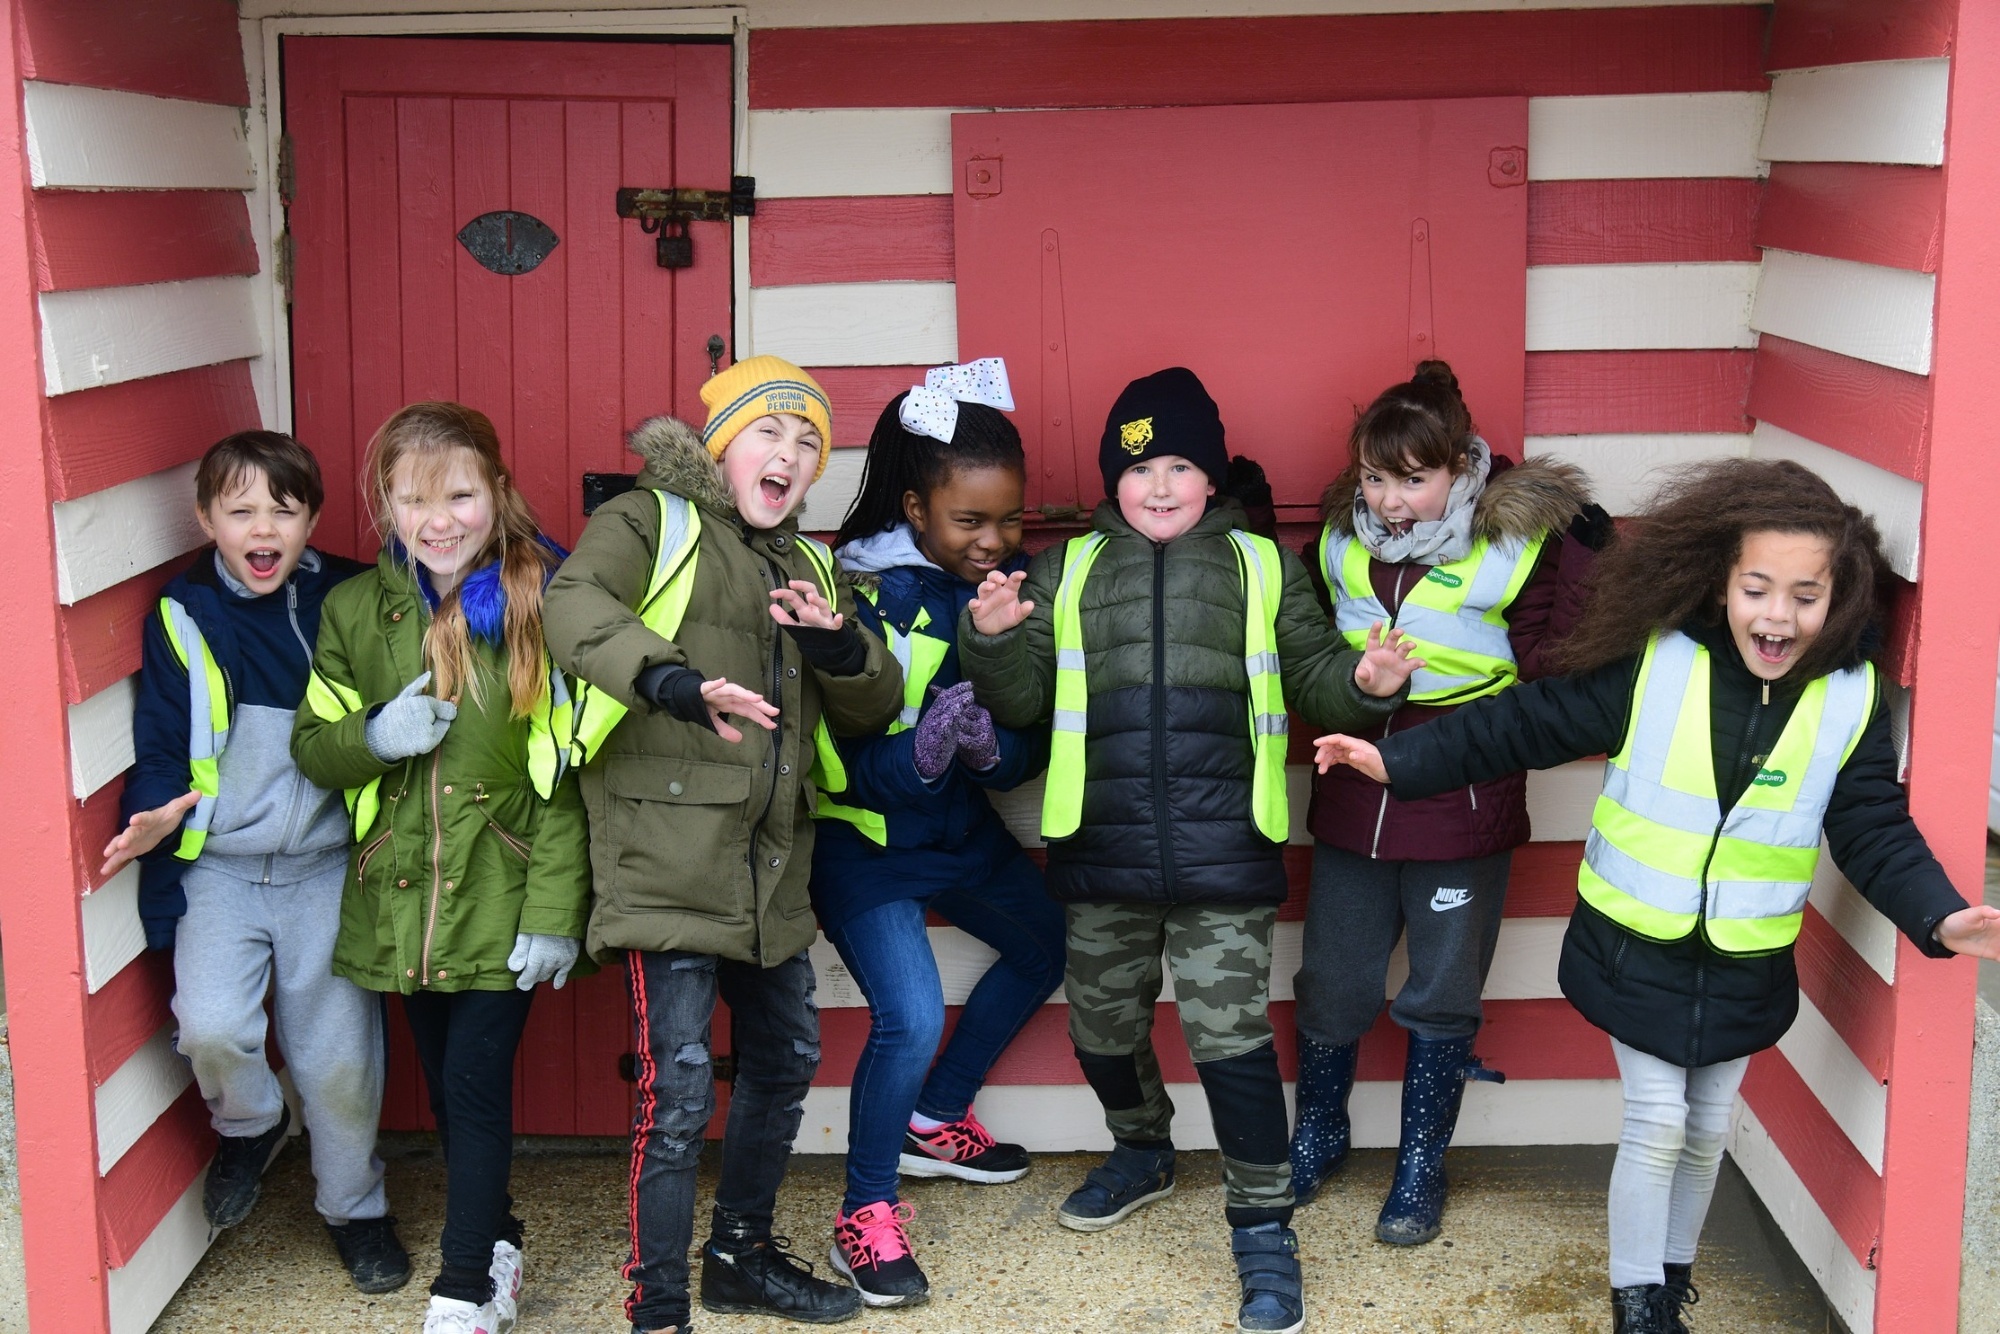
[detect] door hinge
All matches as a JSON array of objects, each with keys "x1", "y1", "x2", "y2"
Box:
[
  {"x1": 276, "y1": 133, "x2": 295, "y2": 206},
  {"x1": 274, "y1": 228, "x2": 294, "y2": 306},
  {"x1": 616, "y1": 176, "x2": 755, "y2": 269}
]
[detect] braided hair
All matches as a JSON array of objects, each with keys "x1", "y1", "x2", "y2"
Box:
[{"x1": 834, "y1": 392, "x2": 1026, "y2": 549}]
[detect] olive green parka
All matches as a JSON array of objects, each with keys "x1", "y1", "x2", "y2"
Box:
[
  {"x1": 542, "y1": 416, "x2": 902, "y2": 966},
  {"x1": 291, "y1": 552, "x2": 592, "y2": 995}
]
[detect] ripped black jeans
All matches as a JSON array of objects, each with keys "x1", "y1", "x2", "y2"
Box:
[{"x1": 622, "y1": 948, "x2": 821, "y2": 1331}]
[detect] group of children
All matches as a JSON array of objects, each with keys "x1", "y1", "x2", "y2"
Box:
[{"x1": 105, "y1": 347, "x2": 2000, "y2": 1334}]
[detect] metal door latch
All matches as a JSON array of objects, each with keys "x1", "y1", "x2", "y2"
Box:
[{"x1": 616, "y1": 177, "x2": 756, "y2": 269}]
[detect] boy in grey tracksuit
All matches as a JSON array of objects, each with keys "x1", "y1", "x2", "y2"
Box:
[{"x1": 107, "y1": 432, "x2": 407, "y2": 1293}]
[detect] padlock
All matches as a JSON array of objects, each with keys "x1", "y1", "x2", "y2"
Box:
[{"x1": 656, "y1": 223, "x2": 694, "y2": 269}]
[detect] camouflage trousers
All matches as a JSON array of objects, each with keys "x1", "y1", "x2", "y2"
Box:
[{"x1": 1065, "y1": 901, "x2": 1291, "y2": 1215}]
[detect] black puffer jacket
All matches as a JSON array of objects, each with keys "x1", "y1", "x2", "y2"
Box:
[
  {"x1": 1376, "y1": 619, "x2": 1966, "y2": 1067},
  {"x1": 961, "y1": 498, "x2": 1399, "y2": 906}
]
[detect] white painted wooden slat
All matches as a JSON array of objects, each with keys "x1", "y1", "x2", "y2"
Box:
[
  {"x1": 251, "y1": 0, "x2": 1769, "y2": 21},
  {"x1": 24, "y1": 81, "x2": 254, "y2": 191},
  {"x1": 70, "y1": 676, "x2": 137, "y2": 801},
  {"x1": 751, "y1": 108, "x2": 967, "y2": 198},
  {"x1": 95, "y1": 1026, "x2": 193, "y2": 1175},
  {"x1": 54, "y1": 460, "x2": 204, "y2": 605},
  {"x1": 1776, "y1": 992, "x2": 1887, "y2": 1173},
  {"x1": 1528, "y1": 93, "x2": 1768, "y2": 180},
  {"x1": 749, "y1": 281, "x2": 958, "y2": 366},
  {"x1": 1526, "y1": 263, "x2": 1760, "y2": 351},
  {"x1": 794, "y1": 446, "x2": 868, "y2": 533},
  {"x1": 40, "y1": 276, "x2": 262, "y2": 395},
  {"x1": 1749, "y1": 249, "x2": 1936, "y2": 376},
  {"x1": 107, "y1": 1175, "x2": 212, "y2": 1334},
  {"x1": 1525, "y1": 434, "x2": 1753, "y2": 516},
  {"x1": 1760, "y1": 59, "x2": 1950, "y2": 168},
  {"x1": 83, "y1": 866, "x2": 146, "y2": 994},
  {"x1": 1808, "y1": 852, "x2": 1898, "y2": 986},
  {"x1": 1729, "y1": 1104, "x2": 1878, "y2": 1334},
  {"x1": 1750, "y1": 421, "x2": 1925, "y2": 580}
]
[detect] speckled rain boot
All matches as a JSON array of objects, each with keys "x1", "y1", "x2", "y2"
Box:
[
  {"x1": 1289, "y1": 1039, "x2": 1357, "y2": 1206},
  {"x1": 1374, "y1": 1034, "x2": 1504, "y2": 1246}
]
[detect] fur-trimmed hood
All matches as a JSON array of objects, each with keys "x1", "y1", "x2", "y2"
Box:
[
  {"x1": 628, "y1": 414, "x2": 738, "y2": 516},
  {"x1": 1321, "y1": 456, "x2": 1593, "y2": 545}
]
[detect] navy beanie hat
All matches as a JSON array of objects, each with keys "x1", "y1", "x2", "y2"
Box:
[{"x1": 1099, "y1": 366, "x2": 1229, "y2": 498}]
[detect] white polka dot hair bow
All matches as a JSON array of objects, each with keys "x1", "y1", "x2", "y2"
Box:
[{"x1": 899, "y1": 358, "x2": 1016, "y2": 444}]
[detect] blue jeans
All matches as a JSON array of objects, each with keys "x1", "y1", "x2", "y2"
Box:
[{"x1": 819, "y1": 848, "x2": 1065, "y2": 1213}]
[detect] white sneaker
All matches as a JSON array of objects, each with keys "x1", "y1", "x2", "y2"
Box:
[
  {"x1": 422, "y1": 1294, "x2": 510, "y2": 1334},
  {"x1": 488, "y1": 1240, "x2": 523, "y2": 1325}
]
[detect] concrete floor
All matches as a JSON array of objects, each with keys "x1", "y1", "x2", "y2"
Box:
[{"x1": 155, "y1": 1136, "x2": 1832, "y2": 1334}]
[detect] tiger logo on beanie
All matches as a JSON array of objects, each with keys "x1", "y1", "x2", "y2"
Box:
[{"x1": 1118, "y1": 417, "x2": 1154, "y2": 454}]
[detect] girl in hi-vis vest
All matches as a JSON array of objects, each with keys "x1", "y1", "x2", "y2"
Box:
[
  {"x1": 1291, "y1": 360, "x2": 1605, "y2": 1246},
  {"x1": 810, "y1": 361, "x2": 1065, "y2": 1309},
  {"x1": 1312, "y1": 458, "x2": 2000, "y2": 1334}
]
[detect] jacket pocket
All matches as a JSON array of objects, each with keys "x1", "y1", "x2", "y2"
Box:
[
  {"x1": 480, "y1": 813, "x2": 533, "y2": 864},
  {"x1": 354, "y1": 828, "x2": 394, "y2": 885},
  {"x1": 600, "y1": 754, "x2": 755, "y2": 922},
  {"x1": 605, "y1": 754, "x2": 754, "y2": 806}
]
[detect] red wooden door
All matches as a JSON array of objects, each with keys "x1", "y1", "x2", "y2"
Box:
[
  {"x1": 285, "y1": 36, "x2": 734, "y2": 1135},
  {"x1": 952, "y1": 100, "x2": 1529, "y2": 519}
]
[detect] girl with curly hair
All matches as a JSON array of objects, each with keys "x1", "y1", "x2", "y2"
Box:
[{"x1": 1311, "y1": 458, "x2": 2000, "y2": 1333}]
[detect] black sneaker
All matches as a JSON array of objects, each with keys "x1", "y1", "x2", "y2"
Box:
[
  {"x1": 700, "y1": 1233, "x2": 862, "y2": 1324},
  {"x1": 1056, "y1": 1141, "x2": 1175, "y2": 1232},
  {"x1": 898, "y1": 1111, "x2": 1030, "y2": 1184},
  {"x1": 203, "y1": 1104, "x2": 291, "y2": 1229},
  {"x1": 327, "y1": 1215, "x2": 411, "y2": 1294}
]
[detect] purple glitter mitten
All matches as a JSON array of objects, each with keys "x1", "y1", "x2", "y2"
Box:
[
  {"x1": 912, "y1": 683, "x2": 972, "y2": 781},
  {"x1": 955, "y1": 694, "x2": 1000, "y2": 772}
]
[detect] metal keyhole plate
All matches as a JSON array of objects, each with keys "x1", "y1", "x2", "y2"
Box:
[{"x1": 457, "y1": 210, "x2": 560, "y2": 275}]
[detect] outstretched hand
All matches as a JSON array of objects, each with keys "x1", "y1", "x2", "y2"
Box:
[
  {"x1": 1938, "y1": 904, "x2": 2000, "y2": 960},
  {"x1": 700, "y1": 677, "x2": 779, "y2": 745},
  {"x1": 1353, "y1": 622, "x2": 1426, "y2": 699},
  {"x1": 969, "y1": 570, "x2": 1034, "y2": 636},
  {"x1": 769, "y1": 580, "x2": 843, "y2": 631},
  {"x1": 1312, "y1": 734, "x2": 1388, "y2": 784},
  {"x1": 99, "y1": 789, "x2": 203, "y2": 880}
]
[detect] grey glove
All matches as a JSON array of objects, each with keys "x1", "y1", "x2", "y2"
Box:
[
  {"x1": 507, "y1": 932, "x2": 580, "y2": 990},
  {"x1": 364, "y1": 672, "x2": 457, "y2": 762}
]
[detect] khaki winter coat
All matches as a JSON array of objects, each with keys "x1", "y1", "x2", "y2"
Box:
[{"x1": 543, "y1": 417, "x2": 902, "y2": 966}]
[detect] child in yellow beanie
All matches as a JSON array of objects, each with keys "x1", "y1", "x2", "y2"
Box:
[{"x1": 545, "y1": 356, "x2": 902, "y2": 1333}]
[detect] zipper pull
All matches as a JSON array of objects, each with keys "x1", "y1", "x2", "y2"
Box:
[{"x1": 1761, "y1": 680, "x2": 1770, "y2": 706}]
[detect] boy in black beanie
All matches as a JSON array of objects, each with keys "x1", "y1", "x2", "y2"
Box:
[{"x1": 961, "y1": 366, "x2": 1422, "y2": 1333}]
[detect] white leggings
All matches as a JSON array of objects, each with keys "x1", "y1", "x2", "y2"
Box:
[{"x1": 1607, "y1": 1038, "x2": 1751, "y2": 1288}]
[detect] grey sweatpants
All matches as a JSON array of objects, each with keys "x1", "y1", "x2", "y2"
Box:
[
  {"x1": 172, "y1": 859, "x2": 388, "y2": 1224},
  {"x1": 1292, "y1": 842, "x2": 1512, "y2": 1047}
]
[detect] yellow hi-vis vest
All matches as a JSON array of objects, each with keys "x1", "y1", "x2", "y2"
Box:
[
  {"x1": 1579, "y1": 630, "x2": 1875, "y2": 955},
  {"x1": 1042, "y1": 530, "x2": 1289, "y2": 842},
  {"x1": 1321, "y1": 525, "x2": 1546, "y2": 704},
  {"x1": 813, "y1": 595, "x2": 952, "y2": 845},
  {"x1": 305, "y1": 655, "x2": 572, "y2": 845},
  {"x1": 565, "y1": 489, "x2": 846, "y2": 791},
  {"x1": 156, "y1": 597, "x2": 230, "y2": 860}
]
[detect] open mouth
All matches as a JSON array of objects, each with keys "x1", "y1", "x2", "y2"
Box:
[
  {"x1": 244, "y1": 548, "x2": 282, "y2": 578},
  {"x1": 1752, "y1": 633, "x2": 1792, "y2": 665},
  {"x1": 421, "y1": 534, "x2": 464, "y2": 559},
  {"x1": 759, "y1": 472, "x2": 792, "y2": 509},
  {"x1": 1384, "y1": 518, "x2": 1413, "y2": 536}
]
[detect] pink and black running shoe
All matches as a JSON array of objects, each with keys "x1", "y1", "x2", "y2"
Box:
[
  {"x1": 829, "y1": 1201, "x2": 928, "y2": 1307},
  {"x1": 898, "y1": 1110, "x2": 1031, "y2": 1184}
]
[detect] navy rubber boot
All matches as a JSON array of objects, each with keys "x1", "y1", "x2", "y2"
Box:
[
  {"x1": 1231, "y1": 1223, "x2": 1305, "y2": 1334},
  {"x1": 1374, "y1": 1034, "x2": 1504, "y2": 1246},
  {"x1": 1288, "y1": 1039, "x2": 1357, "y2": 1206}
]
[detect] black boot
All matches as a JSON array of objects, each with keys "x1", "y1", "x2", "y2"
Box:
[
  {"x1": 1611, "y1": 1283, "x2": 1674, "y2": 1333},
  {"x1": 1662, "y1": 1263, "x2": 1698, "y2": 1332},
  {"x1": 1374, "y1": 1034, "x2": 1503, "y2": 1246},
  {"x1": 700, "y1": 1207, "x2": 862, "y2": 1324},
  {"x1": 202, "y1": 1103, "x2": 292, "y2": 1229},
  {"x1": 1289, "y1": 1039, "x2": 1357, "y2": 1206}
]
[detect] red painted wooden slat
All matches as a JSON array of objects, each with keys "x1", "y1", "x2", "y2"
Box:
[
  {"x1": 1767, "y1": 0, "x2": 1957, "y2": 71},
  {"x1": 1526, "y1": 350, "x2": 1755, "y2": 435},
  {"x1": 804, "y1": 367, "x2": 928, "y2": 445},
  {"x1": 751, "y1": 197, "x2": 955, "y2": 287},
  {"x1": 73, "y1": 779, "x2": 125, "y2": 896},
  {"x1": 452, "y1": 97, "x2": 516, "y2": 495},
  {"x1": 1796, "y1": 905, "x2": 1893, "y2": 1082},
  {"x1": 749, "y1": 9, "x2": 1771, "y2": 109},
  {"x1": 398, "y1": 98, "x2": 459, "y2": 405},
  {"x1": 85, "y1": 951, "x2": 173, "y2": 1087},
  {"x1": 1527, "y1": 179, "x2": 1761, "y2": 265},
  {"x1": 16, "y1": 0, "x2": 248, "y2": 106},
  {"x1": 1747, "y1": 335, "x2": 1931, "y2": 482},
  {"x1": 507, "y1": 99, "x2": 571, "y2": 543},
  {"x1": 1883, "y1": 578, "x2": 1918, "y2": 689},
  {"x1": 1758, "y1": 163, "x2": 1945, "y2": 274},
  {"x1": 1740, "y1": 1047, "x2": 1882, "y2": 1266},
  {"x1": 44, "y1": 360, "x2": 260, "y2": 502},
  {"x1": 96, "y1": 1087, "x2": 210, "y2": 1269},
  {"x1": 59, "y1": 562, "x2": 177, "y2": 704},
  {"x1": 30, "y1": 191, "x2": 257, "y2": 294}
]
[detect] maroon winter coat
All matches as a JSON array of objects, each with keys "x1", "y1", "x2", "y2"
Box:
[{"x1": 1304, "y1": 456, "x2": 1595, "y2": 861}]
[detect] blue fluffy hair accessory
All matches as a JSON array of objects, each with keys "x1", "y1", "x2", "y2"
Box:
[{"x1": 399, "y1": 534, "x2": 567, "y2": 642}]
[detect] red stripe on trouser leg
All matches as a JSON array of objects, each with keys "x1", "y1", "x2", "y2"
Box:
[{"x1": 622, "y1": 950, "x2": 658, "y2": 1319}]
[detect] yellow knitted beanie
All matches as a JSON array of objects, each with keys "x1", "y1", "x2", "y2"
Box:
[{"x1": 698, "y1": 356, "x2": 833, "y2": 479}]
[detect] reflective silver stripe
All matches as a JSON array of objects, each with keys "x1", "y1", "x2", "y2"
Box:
[
  {"x1": 1247, "y1": 651, "x2": 1281, "y2": 675},
  {"x1": 1053, "y1": 709, "x2": 1089, "y2": 732},
  {"x1": 1462, "y1": 533, "x2": 1535, "y2": 610},
  {"x1": 1254, "y1": 714, "x2": 1289, "y2": 737},
  {"x1": 652, "y1": 492, "x2": 695, "y2": 600},
  {"x1": 164, "y1": 598, "x2": 225, "y2": 758},
  {"x1": 886, "y1": 628, "x2": 921, "y2": 727},
  {"x1": 1057, "y1": 648, "x2": 1087, "y2": 671},
  {"x1": 1584, "y1": 829, "x2": 1703, "y2": 915},
  {"x1": 1323, "y1": 531, "x2": 1523, "y2": 691},
  {"x1": 1619, "y1": 632, "x2": 1698, "y2": 785},
  {"x1": 1601, "y1": 765, "x2": 1822, "y2": 849},
  {"x1": 1706, "y1": 877, "x2": 1812, "y2": 921}
]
